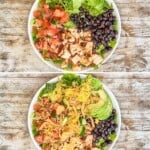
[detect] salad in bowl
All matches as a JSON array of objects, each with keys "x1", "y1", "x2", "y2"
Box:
[
  {"x1": 28, "y1": 0, "x2": 121, "y2": 71},
  {"x1": 28, "y1": 74, "x2": 121, "y2": 150}
]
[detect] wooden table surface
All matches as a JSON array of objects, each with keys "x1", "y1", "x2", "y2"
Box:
[
  {"x1": 0, "y1": 0, "x2": 150, "y2": 149},
  {"x1": 0, "y1": 73, "x2": 150, "y2": 150},
  {"x1": 0, "y1": 0, "x2": 150, "y2": 72}
]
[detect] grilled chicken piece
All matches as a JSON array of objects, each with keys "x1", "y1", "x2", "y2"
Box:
[
  {"x1": 84, "y1": 42, "x2": 93, "y2": 55},
  {"x1": 56, "y1": 105, "x2": 65, "y2": 115},
  {"x1": 81, "y1": 56, "x2": 93, "y2": 67},
  {"x1": 70, "y1": 44, "x2": 83, "y2": 56},
  {"x1": 61, "y1": 59, "x2": 69, "y2": 68},
  {"x1": 85, "y1": 135, "x2": 93, "y2": 148},
  {"x1": 71, "y1": 55, "x2": 81, "y2": 64},
  {"x1": 61, "y1": 50, "x2": 71, "y2": 59},
  {"x1": 92, "y1": 54, "x2": 103, "y2": 65},
  {"x1": 91, "y1": 148, "x2": 99, "y2": 150},
  {"x1": 72, "y1": 65, "x2": 81, "y2": 71}
]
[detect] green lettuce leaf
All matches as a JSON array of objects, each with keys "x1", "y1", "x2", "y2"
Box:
[
  {"x1": 83, "y1": 0, "x2": 112, "y2": 16},
  {"x1": 39, "y1": 83, "x2": 56, "y2": 97},
  {"x1": 62, "y1": 74, "x2": 82, "y2": 86},
  {"x1": 63, "y1": 21, "x2": 76, "y2": 28}
]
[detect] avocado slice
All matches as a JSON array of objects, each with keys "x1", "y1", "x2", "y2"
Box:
[{"x1": 87, "y1": 90, "x2": 113, "y2": 120}]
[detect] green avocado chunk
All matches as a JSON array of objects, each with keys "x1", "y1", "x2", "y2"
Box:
[{"x1": 88, "y1": 90, "x2": 113, "y2": 120}]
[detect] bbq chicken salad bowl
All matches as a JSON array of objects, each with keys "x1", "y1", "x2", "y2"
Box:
[
  {"x1": 28, "y1": 0, "x2": 121, "y2": 71},
  {"x1": 28, "y1": 74, "x2": 121, "y2": 150}
]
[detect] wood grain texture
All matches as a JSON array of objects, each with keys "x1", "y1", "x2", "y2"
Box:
[
  {"x1": 0, "y1": 0, "x2": 150, "y2": 72},
  {"x1": 0, "y1": 73, "x2": 150, "y2": 150}
]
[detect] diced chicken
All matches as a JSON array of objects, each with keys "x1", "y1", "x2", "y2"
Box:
[
  {"x1": 62, "y1": 39, "x2": 68, "y2": 45},
  {"x1": 72, "y1": 65, "x2": 81, "y2": 71},
  {"x1": 61, "y1": 50, "x2": 71, "y2": 59},
  {"x1": 68, "y1": 37, "x2": 76, "y2": 43},
  {"x1": 85, "y1": 135, "x2": 93, "y2": 147},
  {"x1": 69, "y1": 28, "x2": 80, "y2": 38},
  {"x1": 58, "y1": 50, "x2": 64, "y2": 57},
  {"x1": 92, "y1": 148, "x2": 99, "y2": 150},
  {"x1": 81, "y1": 56, "x2": 93, "y2": 67},
  {"x1": 83, "y1": 31, "x2": 91, "y2": 37},
  {"x1": 33, "y1": 103, "x2": 41, "y2": 111},
  {"x1": 71, "y1": 55, "x2": 81, "y2": 64},
  {"x1": 85, "y1": 42, "x2": 93, "y2": 55},
  {"x1": 92, "y1": 54, "x2": 103, "y2": 65},
  {"x1": 83, "y1": 31, "x2": 92, "y2": 41},
  {"x1": 70, "y1": 44, "x2": 83, "y2": 56},
  {"x1": 61, "y1": 60, "x2": 68, "y2": 68},
  {"x1": 56, "y1": 105, "x2": 65, "y2": 115}
]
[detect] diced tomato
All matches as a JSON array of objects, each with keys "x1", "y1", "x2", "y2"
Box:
[
  {"x1": 33, "y1": 10, "x2": 41, "y2": 18},
  {"x1": 52, "y1": 130, "x2": 59, "y2": 139},
  {"x1": 47, "y1": 27, "x2": 59, "y2": 36},
  {"x1": 35, "y1": 40, "x2": 50, "y2": 50},
  {"x1": 60, "y1": 13, "x2": 69, "y2": 24},
  {"x1": 49, "y1": 24, "x2": 57, "y2": 29},
  {"x1": 50, "y1": 38, "x2": 59, "y2": 45},
  {"x1": 33, "y1": 103, "x2": 41, "y2": 111},
  {"x1": 52, "y1": 103, "x2": 59, "y2": 110},
  {"x1": 53, "y1": 9, "x2": 63, "y2": 18},
  {"x1": 36, "y1": 29, "x2": 46, "y2": 38},
  {"x1": 35, "y1": 19, "x2": 43, "y2": 26},
  {"x1": 35, "y1": 135, "x2": 44, "y2": 144},
  {"x1": 43, "y1": 4, "x2": 49, "y2": 9},
  {"x1": 36, "y1": 40, "x2": 51, "y2": 51},
  {"x1": 42, "y1": 20, "x2": 50, "y2": 28},
  {"x1": 45, "y1": 52, "x2": 51, "y2": 58},
  {"x1": 35, "y1": 41, "x2": 43, "y2": 50}
]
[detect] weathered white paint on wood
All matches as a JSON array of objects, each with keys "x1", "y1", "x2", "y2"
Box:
[
  {"x1": 0, "y1": 74, "x2": 150, "y2": 150},
  {"x1": 0, "y1": 0, "x2": 150, "y2": 72}
]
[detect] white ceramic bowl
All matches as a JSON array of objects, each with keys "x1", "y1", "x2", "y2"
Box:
[
  {"x1": 28, "y1": 0, "x2": 121, "y2": 72},
  {"x1": 28, "y1": 74, "x2": 121, "y2": 150}
]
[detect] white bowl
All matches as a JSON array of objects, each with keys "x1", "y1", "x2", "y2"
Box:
[
  {"x1": 28, "y1": 74, "x2": 121, "y2": 150},
  {"x1": 28, "y1": 0, "x2": 121, "y2": 72}
]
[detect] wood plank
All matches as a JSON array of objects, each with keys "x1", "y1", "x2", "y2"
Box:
[{"x1": 0, "y1": 75, "x2": 150, "y2": 149}]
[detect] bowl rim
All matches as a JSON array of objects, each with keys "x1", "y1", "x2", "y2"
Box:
[
  {"x1": 28, "y1": 74, "x2": 121, "y2": 150},
  {"x1": 28, "y1": 0, "x2": 121, "y2": 72}
]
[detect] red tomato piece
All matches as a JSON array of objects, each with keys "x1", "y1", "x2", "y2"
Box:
[
  {"x1": 42, "y1": 20, "x2": 50, "y2": 28},
  {"x1": 52, "y1": 130, "x2": 59, "y2": 139},
  {"x1": 35, "y1": 135, "x2": 43, "y2": 144},
  {"x1": 33, "y1": 103, "x2": 41, "y2": 111},
  {"x1": 36, "y1": 29, "x2": 46, "y2": 38},
  {"x1": 35, "y1": 19, "x2": 43, "y2": 26},
  {"x1": 60, "y1": 13, "x2": 69, "y2": 24},
  {"x1": 50, "y1": 38, "x2": 60, "y2": 45},
  {"x1": 47, "y1": 27, "x2": 59, "y2": 36},
  {"x1": 53, "y1": 9, "x2": 63, "y2": 18},
  {"x1": 35, "y1": 40, "x2": 44, "y2": 50},
  {"x1": 33, "y1": 10, "x2": 41, "y2": 18}
]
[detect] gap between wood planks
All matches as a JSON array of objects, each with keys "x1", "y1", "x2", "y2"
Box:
[{"x1": 0, "y1": 72, "x2": 150, "y2": 79}]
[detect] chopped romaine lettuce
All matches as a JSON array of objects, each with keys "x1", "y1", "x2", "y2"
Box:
[
  {"x1": 62, "y1": 74, "x2": 82, "y2": 86},
  {"x1": 108, "y1": 39, "x2": 116, "y2": 48},
  {"x1": 63, "y1": 21, "x2": 76, "y2": 28},
  {"x1": 39, "y1": 83, "x2": 56, "y2": 97},
  {"x1": 83, "y1": 0, "x2": 112, "y2": 16},
  {"x1": 32, "y1": 124, "x2": 39, "y2": 136}
]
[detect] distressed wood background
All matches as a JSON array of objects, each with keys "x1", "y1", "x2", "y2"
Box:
[
  {"x1": 0, "y1": 73, "x2": 150, "y2": 150},
  {"x1": 0, "y1": 0, "x2": 150, "y2": 72}
]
